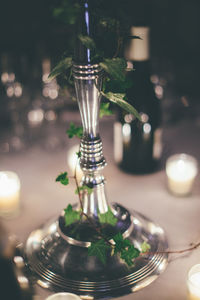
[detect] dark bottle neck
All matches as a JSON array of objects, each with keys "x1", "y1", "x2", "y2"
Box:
[{"x1": 74, "y1": 0, "x2": 95, "y2": 65}]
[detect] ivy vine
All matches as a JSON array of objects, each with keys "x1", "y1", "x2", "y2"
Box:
[{"x1": 56, "y1": 124, "x2": 151, "y2": 266}]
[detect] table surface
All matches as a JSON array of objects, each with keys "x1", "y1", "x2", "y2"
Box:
[{"x1": 1, "y1": 112, "x2": 200, "y2": 300}]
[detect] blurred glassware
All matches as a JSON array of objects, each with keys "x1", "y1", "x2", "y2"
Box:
[
  {"x1": 28, "y1": 108, "x2": 44, "y2": 128},
  {"x1": 0, "y1": 53, "x2": 77, "y2": 153},
  {"x1": 42, "y1": 58, "x2": 59, "y2": 100},
  {"x1": 0, "y1": 223, "x2": 33, "y2": 299}
]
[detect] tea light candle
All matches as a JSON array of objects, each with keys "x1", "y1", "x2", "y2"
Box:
[
  {"x1": 67, "y1": 144, "x2": 83, "y2": 182},
  {"x1": 166, "y1": 153, "x2": 198, "y2": 196},
  {"x1": 0, "y1": 171, "x2": 21, "y2": 217},
  {"x1": 187, "y1": 264, "x2": 200, "y2": 299},
  {"x1": 45, "y1": 292, "x2": 81, "y2": 300}
]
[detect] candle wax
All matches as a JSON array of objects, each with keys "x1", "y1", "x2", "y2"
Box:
[
  {"x1": 188, "y1": 273, "x2": 200, "y2": 299},
  {"x1": 0, "y1": 171, "x2": 20, "y2": 217},
  {"x1": 166, "y1": 155, "x2": 198, "y2": 196}
]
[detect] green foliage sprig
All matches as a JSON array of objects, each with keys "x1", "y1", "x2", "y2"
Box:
[
  {"x1": 48, "y1": 0, "x2": 143, "y2": 121},
  {"x1": 55, "y1": 123, "x2": 150, "y2": 266},
  {"x1": 49, "y1": 54, "x2": 141, "y2": 120},
  {"x1": 64, "y1": 204, "x2": 81, "y2": 226},
  {"x1": 66, "y1": 122, "x2": 83, "y2": 138}
]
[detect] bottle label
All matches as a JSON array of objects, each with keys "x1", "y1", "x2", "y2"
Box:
[
  {"x1": 114, "y1": 122, "x2": 123, "y2": 163},
  {"x1": 127, "y1": 27, "x2": 150, "y2": 61},
  {"x1": 153, "y1": 128, "x2": 163, "y2": 160}
]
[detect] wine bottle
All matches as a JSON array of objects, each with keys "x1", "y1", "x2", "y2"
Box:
[{"x1": 114, "y1": 26, "x2": 162, "y2": 174}]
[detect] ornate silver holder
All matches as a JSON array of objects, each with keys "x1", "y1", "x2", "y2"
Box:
[
  {"x1": 25, "y1": 204, "x2": 168, "y2": 298},
  {"x1": 24, "y1": 1, "x2": 168, "y2": 298}
]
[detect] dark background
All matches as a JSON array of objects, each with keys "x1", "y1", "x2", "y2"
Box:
[
  {"x1": 0, "y1": 0, "x2": 200, "y2": 95},
  {"x1": 1, "y1": 0, "x2": 200, "y2": 95},
  {"x1": 0, "y1": 0, "x2": 200, "y2": 119}
]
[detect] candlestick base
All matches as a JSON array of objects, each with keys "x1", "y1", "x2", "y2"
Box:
[{"x1": 24, "y1": 203, "x2": 168, "y2": 299}]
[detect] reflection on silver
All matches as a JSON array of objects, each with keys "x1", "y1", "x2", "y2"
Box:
[
  {"x1": 157, "y1": 258, "x2": 168, "y2": 273},
  {"x1": 148, "y1": 222, "x2": 164, "y2": 235},
  {"x1": 37, "y1": 280, "x2": 50, "y2": 289},
  {"x1": 80, "y1": 295, "x2": 94, "y2": 300},
  {"x1": 131, "y1": 275, "x2": 158, "y2": 292}
]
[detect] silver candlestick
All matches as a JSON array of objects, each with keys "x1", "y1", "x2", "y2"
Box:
[
  {"x1": 24, "y1": 0, "x2": 168, "y2": 298},
  {"x1": 73, "y1": 63, "x2": 109, "y2": 218}
]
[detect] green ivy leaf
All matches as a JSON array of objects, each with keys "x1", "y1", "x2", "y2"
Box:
[
  {"x1": 99, "y1": 102, "x2": 113, "y2": 118},
  {"x1": 88, "y1": 239, "x2": 110, "y2": 264},
  {"x1": 113, "y1": 233, "x2": 140, "y2": 266},
  {"x1": 56, "y1": 172, "x2": 69, "y2": 185},
  {"x1": 64, "y1": 204, "x2": 81, "y2": 226},
  {"x1": 113, "y1": 233, "x2": 131, "y2": 254},
  {"x1": 78, "y1": 35, "x2": 96, "y2": 50},
  {"x1": 48, "y1": 57, "x2": 72, "y2": 80},
  {"x1": 98, "y1": 207, "x2": 117, "y2": 226},
  {"x1": 120, "y1": 245, "x2": 140, "y2": 266},
  {"x1": 141, "y1": 241, "x2": 151, "y2": 253},
  {"x1": 101, "y1": 91, "x2": 141, "y2": 121},
  {"x1": 66, "y1": 122, "x2": 83, "y2": 138},
  {"x1": 103, "y1": 78, "x2": 133, "y2": 94},
  {"x1": 75, "y1": 185, "x2": 93, "y2": 195},
  {"x1": 100, "y1": 58, "x2": 127, "y2": 82}
]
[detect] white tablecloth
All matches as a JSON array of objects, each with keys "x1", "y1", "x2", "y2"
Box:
[{"x1": 1, "y1": 115, "x2": 200, "y2": 300}]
